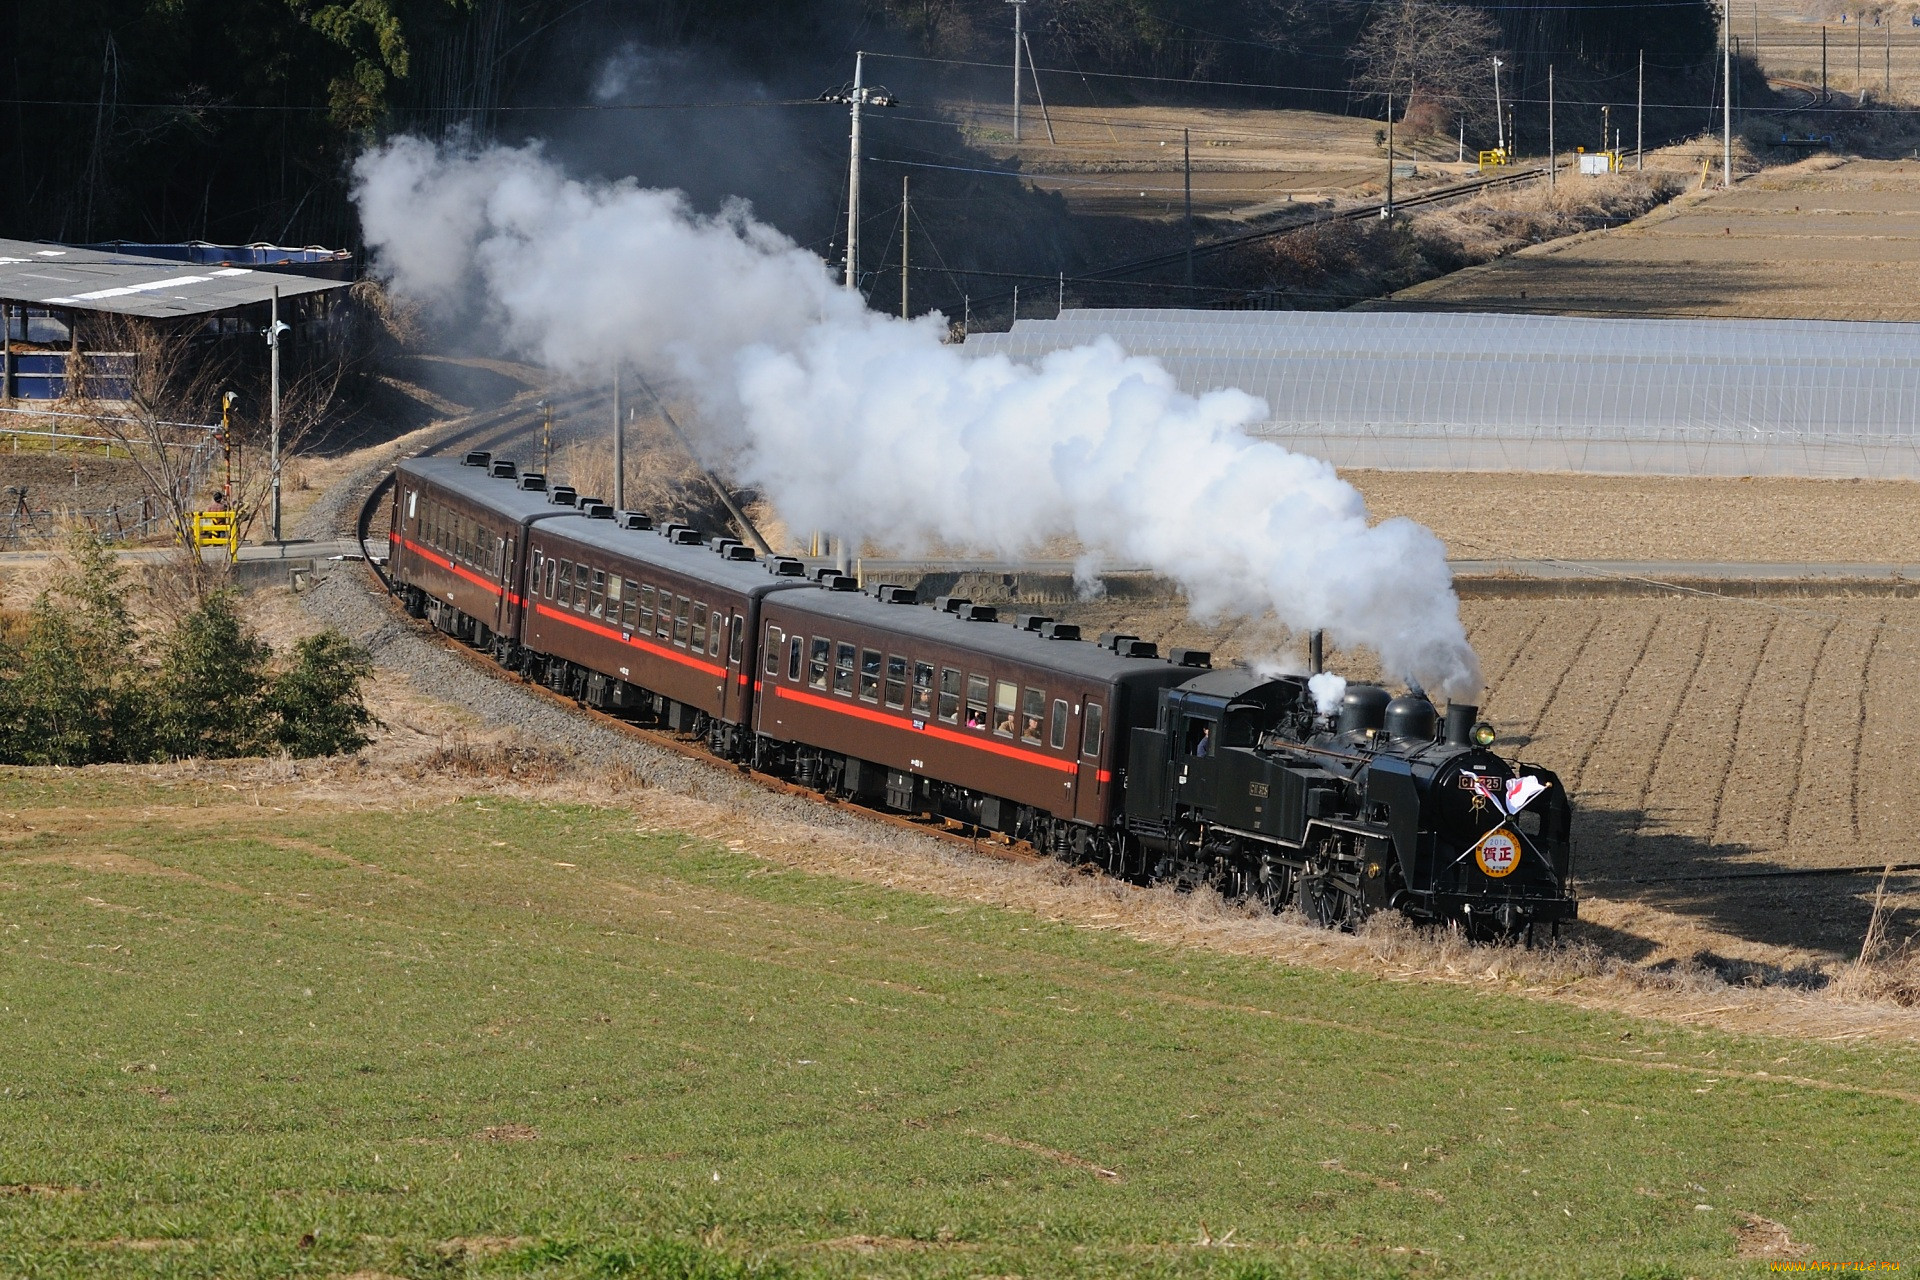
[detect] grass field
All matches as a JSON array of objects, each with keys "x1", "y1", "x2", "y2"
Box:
[{"x1": 2, "y1": 770, "x2": 1916, "y2": 1278}]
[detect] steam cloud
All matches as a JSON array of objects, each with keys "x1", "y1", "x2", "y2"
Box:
[{"x1": 352, "y1": 137, "x2": 1481, "y2": 700}]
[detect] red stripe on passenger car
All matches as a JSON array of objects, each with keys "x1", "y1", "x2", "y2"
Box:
[
  {"x1": 771, "y1": 684, "x2": 1078, "y2": 774},
  {"x1": 533, "y1": 604, "x2": 727, "y2": 677},
  {"x1": 398, "y1": 536, "x2": 512, "y2": 601}
]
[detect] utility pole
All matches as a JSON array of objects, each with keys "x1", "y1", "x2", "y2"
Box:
[
  {"x1": 1492, "y1": 57, "x2": 1505, "y2": 153},
  {"x1": 1183, "y1": 127, "x2": 1194, "y2": 284},
  {"x1": 845, "y1": 51, "x2": 865, "y2": 291},
  {"x1": 1057, "y1": 270, "x2": 1064, "y2": 313},
  {"x1": 266, "y1": 286, "x2": 286, "y2": 542},
  {"x1": 539, "y1": 400, "x2": 552, "y2": 477},
  {"x1": 1009, "y1": 0, "x2": 1025, "y2": 142},
  {"x1": 1385, "y1": 95, "x2": 1395, "y2": 214},
  {"x1": 1637, "y1": 49, "x2": 1645, "y2": 170},
  {"x1": 1823, "y1": 26, "x2": 1829, "y2": 103},
  {"x1": 1858, "y1": 15, "x2": 1863, "y2": 86},
  {"x1": 1724, "y1": 0, "x2": 1734, "y2": 187},
  {"x1": 612, "y1": 361, "x2": 624, "y2": 510},
  {"x1": 1601, "y1": 103, "x2": 1611, "y2": 158},
  {"x1": 900, "y1": 175, "x2": 909, "y2": 320},
  {"x1": 1888, "y1": 22, "x2": 1893, "y2": 98},
  {"x1": 1548, "y1": 68, "x2": 1555, "y2": 189}
]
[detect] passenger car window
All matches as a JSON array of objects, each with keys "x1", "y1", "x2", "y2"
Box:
[
  {"x1": 690, "y1": 601, "x2": 707, "y2": 651},
  {"x1": 965, "y1": 675, "x2": 989, "y2": 730},
  {"x1": 606, "y1": 574, "x2": 622, "y2": 623},
  {"x1": 835, "y1": 643, "x2": 857, "y2": 696},
  {"x1": 1050, "y1": 699, "x2": 1069, "y2": 750},
  {"x1": 406, "y1": 491, "x2": 417, "y2": 520},
  {"x1": 588, "y1": 570, "x2": 606, "y2": 618},
  {"x1": 674, "y1": 596, "x2": 692, "y2": 646},
  {"x1": 885, "y1": 656, "x2": 907, "y2": 709},
  {"x1": 912, "y1": 663, "x2": 934, "y2": 718},
  {"x1": 859, "y1": 649, "x2": 882, "y2": 702},
  {"x1": 544, "y1": 558, "x2": 557, "y2": 599},
  {"x1": 809, "y1": 638, "x2": 830, "y2": 689},
  {"x1": 993, "y1": 681, "x2": 1018, "y2": 738},
  {"x1": 556, "y1": 561, "x2": 573, "y2": 608},
  {"x1": 765, "y1": 627, "x2": 785, "y2": 676},
  {"x1": 639, "y1": 585, "x2": 655, "y2": 632},
  {"x1": 531, "y1": 550, "x2": 544, "y2": 592},
  {"x1": 1021, "y1": 687, "x2": 1046, "y2": 744},
  {"x1": 622, "y1": 580, "x2": 640, "y2": 631},
  {"x1": 788, "y1": 635, "x2": 804, "y2": 682},
  {"x1": 711, "y1": 612, "x2": 724, "y2": 657},
  {"x1": 940, "y1": 668, "x2": 962, "y2": 723},
  {"x1": 1082, "y1": 701, "x2": 1105, "y2": 757}
]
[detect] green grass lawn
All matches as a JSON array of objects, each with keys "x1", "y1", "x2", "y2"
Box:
[{"x1": 0, "y1": 771, "x2": 1914, "y2": 1279}]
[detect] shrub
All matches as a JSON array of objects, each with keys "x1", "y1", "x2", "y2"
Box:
[{"x1": 0, "y1": 532, "x2": 374, "y2": 765}]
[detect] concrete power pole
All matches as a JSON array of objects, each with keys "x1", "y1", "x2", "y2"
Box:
[
  {"x1": 1010, "y1": 0, "x2": 1026, "y2": 142},
  {"x1": 1548, "y1": 68, "x2": 1555, "y2": 189},
  {"x1": 1492, "y1": 58, "x2": 1505, "y2": 153},
  {"x1": 1184, "y1": 127, "x2": 1194, "y2": 284},
  {"x1": 1724, "y1": 1, "x2": 1734, "y2": 187},
  {"x1": 612, "y1": 361, "x2": 624, "y2": 510},
  {"x1": 845, "y1": 51, "x2": 865, "y2": 292},
  {"x1": 1637, "y1": 49, "x2": 1645, "y2": 170},
  {"x1": 900, "y1": 175, "x2": 910, "y2": 320},
  {"x1": 266, "y1": 286, "x2": 286, "y2": 543}
]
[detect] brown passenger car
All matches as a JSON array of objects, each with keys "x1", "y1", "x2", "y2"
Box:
[
  {"x1": 755, "y1": 590, "x2": 1197, "y2": 829},
  {"x1": 387, "y1": 454, "x2": 576, "y2": 645},
  {"x1": 523, "y1": 518, "x2": 814, "y2": 740}
]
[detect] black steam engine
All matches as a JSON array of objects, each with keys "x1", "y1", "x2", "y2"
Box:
[{"x1": 1123, "y1": 670, "x2": 1573, "y2": 939}]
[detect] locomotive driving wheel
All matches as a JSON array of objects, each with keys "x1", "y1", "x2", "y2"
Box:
[{"x1": 1298, "y1": 837, "x2": 1363, "y2": 930}]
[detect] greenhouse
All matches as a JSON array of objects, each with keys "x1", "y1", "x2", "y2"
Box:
[{"x1": 962, "y1": 309, "x2": 1920, "y2": 478}]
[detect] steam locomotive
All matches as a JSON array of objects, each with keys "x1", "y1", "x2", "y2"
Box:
[{"x1": 381, "y1": 451, "x2": 1575, "y2": 938}]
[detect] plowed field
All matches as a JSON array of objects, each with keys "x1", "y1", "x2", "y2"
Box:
[{"x1": 1062, "y1": 593, "x2": 1920, "y2": 969}]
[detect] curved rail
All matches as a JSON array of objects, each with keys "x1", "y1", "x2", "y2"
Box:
[{"x1": 357, "y1": 469, "x2": 398, "y2": 595}]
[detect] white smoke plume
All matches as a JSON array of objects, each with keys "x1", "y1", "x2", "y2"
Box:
[
  {"x1": 352, "y1": 138, "x2": 1482, "y2": 700},
  {"x1": 1308, "y1": 672, "x2": 1349, "y2": 718}
]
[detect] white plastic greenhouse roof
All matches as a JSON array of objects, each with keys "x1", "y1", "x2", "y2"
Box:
[{"x1": 963, "y1": 309, "x2": 1920, "y2": 478}]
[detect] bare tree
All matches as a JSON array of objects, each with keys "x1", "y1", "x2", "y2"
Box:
[
  {"x1": 1350, "y1": 0, "x2": 1499, "y2": 133},
  {"x1": 75, "y1": 309, "x2": 350, "y2": 597}
]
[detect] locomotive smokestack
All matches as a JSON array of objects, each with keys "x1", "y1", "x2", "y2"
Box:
[
  {"x1": 1308, "y1": 630, "x2": 1324, "y2": 675},
  {"x1": 1444, "y1": 702, "x2": 1478, "y2": 746}
]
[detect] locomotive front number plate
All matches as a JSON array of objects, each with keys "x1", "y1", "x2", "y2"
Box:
[{"x1": 1473, "y1": 828, "x2": 1521, "y2": 878}]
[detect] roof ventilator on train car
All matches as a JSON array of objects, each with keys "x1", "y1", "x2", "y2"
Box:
[
  {"x1": 766, "y1": 556, "x2": 806, "y2": 577},
  {"x1": 573, "y1": 494, "x2": 603, "y2": 508},
  {"x1": 708, "y1": 537, "x2": 739, "y2": 555},
  {"x1": 488, "y1": 459, "x2": 517, "y2": 480},
  {"x1": 1118, "y1": 639, "x2": 1158, "y2": 659},
  {"x1": 1039, "y1": 622, "x2": 1081, "y2": 641},
  {"x1": 959, "y1": 603, "x2": 998, "y2": 623},
  {"x1": 583, "y1": 503, "x2": 614, "y2": 520},
  {"x1": 669, "y1": 528, "x2": 704, "y2": 546},
  {"x1": 1169, "y1": 647, "x2": 1211, "y2": 668},
  {"x1": 722, "y1": 545, "x2": 757, "y2": 562},
  {"x1": 811, "y1": 566, "x2": 841, "y2": 583},
  {"x1": 516, "y1": 473, "x2": 548, "y2": 493},
  {"x1": 827, "y1": 574, "x2": 860, "y2": 592},
  {"x1": 547, "y1": 485, "x2": 577, "y2": 506},
  {"x1": 934, "y1": 595, "x2": 971, "y2": 614},
  {"x1": 619, "y1": 512, "x2": 652, "y2": 531},
  {"x1": 873, "y1": 585, "x2": 917, "y2": 605},
  {"x1": 462, "y1": 451, "x2": 491, "y2": 468},
  {"x1": 1014, "y1": 613, "x2": 1052, "y2": 632},
  {"x1": 1098, "y1": 631, "x2": 1137, "y2": 652}
]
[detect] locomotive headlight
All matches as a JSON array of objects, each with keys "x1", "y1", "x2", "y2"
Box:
[{"x1": 1471, "y1": 721, "x2": 1497, "y2": 747}]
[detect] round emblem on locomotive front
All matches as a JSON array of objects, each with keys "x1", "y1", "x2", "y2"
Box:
[{"x1": 1474, "y1": 829, "x2": 1521, "y2": 878}]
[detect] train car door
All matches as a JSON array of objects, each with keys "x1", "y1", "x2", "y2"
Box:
[
  {"x1": 720, "y1": 606, "x2": 747, "y2": 722},
  {"x1": 1073, "y1": 692, "x2": 1108, "y2": 824}
]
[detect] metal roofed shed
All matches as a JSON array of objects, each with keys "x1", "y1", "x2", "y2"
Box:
[
  {"x1": 0, "y1": 239, "x2": 351, "y2": 401},
  {"x1": 0, "y1": 239, "x2": 346, "y2": 319},
  {"x1": 963, "y1": 308, "x2": 1920, "y2": 480}
]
